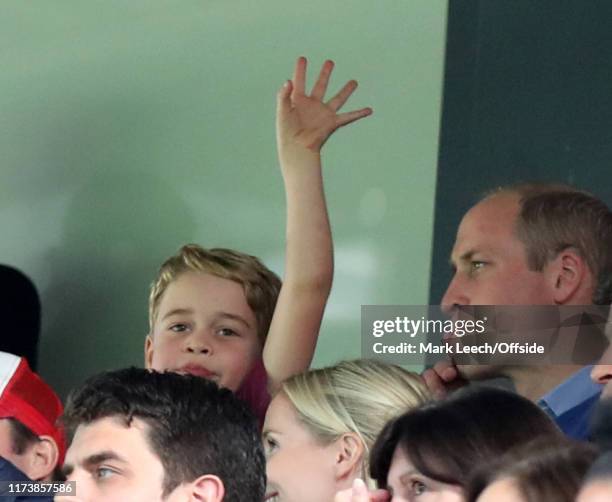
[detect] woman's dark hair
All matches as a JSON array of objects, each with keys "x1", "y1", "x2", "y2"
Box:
[
  {"x1": 466, "y1": 440, "x2": 598, "y2": 502},
  {"x1": 370, "y1": 387, "x2": 564, "y2": 488}
]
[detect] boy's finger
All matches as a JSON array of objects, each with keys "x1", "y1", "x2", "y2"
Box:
[
  {"x1": 277, "y1": 80, "x2": 293, "y2": 115},
  {"x1": 311, "y1": 60, "x2": 334, "y2": 101},
  {"x1": 336, "y1": 107, "x2": 373, "y2": 128},
  {"x1": 293, "y1": 56, "x2": 307, "y2": 96},
  {"x1": 327, "y1": 80, "x2": 358, "y2": 111}
]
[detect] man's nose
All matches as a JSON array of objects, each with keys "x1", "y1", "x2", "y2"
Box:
[
  {"x1": 591, "y1": 364, "x2": 612, "y2": 386},
  {"x1": 441, "y1": 273, "x2": 469, "y2": 314}
]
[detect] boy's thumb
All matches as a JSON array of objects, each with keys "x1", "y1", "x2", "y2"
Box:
[{"x1": 276, "y1": 80, "x2": 293, "y2": 113}]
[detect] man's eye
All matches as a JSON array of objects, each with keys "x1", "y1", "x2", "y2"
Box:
[
  {"x1": 170, "y1": 323, "x2": 188, "y2": 333},
  {"x1": 95, "y1": 467, "x2": 116, "y2": 480},
  {"x1": 470, "y1": 261, "x2": 486, "y2": 273}
]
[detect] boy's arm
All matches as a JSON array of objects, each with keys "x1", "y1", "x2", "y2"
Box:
[{"x1": 264, "y1": 57, "x2": 372, "y2": 392}]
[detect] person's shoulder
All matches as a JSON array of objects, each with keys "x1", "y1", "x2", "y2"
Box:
[
  {"x1": 0, "y1": 457, "x2": 30, "y2": 482},
  {"x1": 235, "y1": 358, "x2": 270, "y2": 428},
  {"x1": 0, "y1": 458, "x2": 53, "y2": 502}
]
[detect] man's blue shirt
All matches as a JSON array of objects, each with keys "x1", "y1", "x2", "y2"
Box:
[{"x1": 538, "y1": 365, "x2": 602, "y2": 440}]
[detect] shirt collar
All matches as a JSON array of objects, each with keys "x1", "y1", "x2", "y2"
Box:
[{"x1": 538, "y1": 365, "x2": 602, "y2": 417}]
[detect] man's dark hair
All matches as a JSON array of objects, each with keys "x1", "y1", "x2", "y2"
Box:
[
  {"x1": 7, "y1": 417, "x2": 38, "y2": 455},
  {"x1": 487, "y1": 183, "x2": 612, "y2": 305},
  {"x1": 63, "y1": 368, "x2": 265, "y2": 501}
]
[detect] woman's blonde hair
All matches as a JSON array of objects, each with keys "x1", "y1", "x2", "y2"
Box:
[{"x1": 280, "y1": 359, "x2": 431, "y2": 484}]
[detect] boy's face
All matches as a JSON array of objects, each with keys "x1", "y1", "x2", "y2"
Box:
[
  {"x1": 145, "y1": 271, "x2": 261, "y2": 391},
  {"x1": 57, "y1": 416, "x2": 200, "y2": 502}
]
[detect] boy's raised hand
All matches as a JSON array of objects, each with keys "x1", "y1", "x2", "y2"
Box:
[
  {"x1": 265, "y1": 56, "x2": 371, "y2": 393},
  {"x1": 277, "y1": 56, "x2": 372, "y2": 160}
]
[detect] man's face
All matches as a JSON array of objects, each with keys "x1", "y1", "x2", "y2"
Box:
[
  {"x1": 443, "y1": 193, "x2": 554, "y2": 308},
  {"x1": 57, "y1": 417, "x2": 182, "y2": 502},
  {"x1": 442, "y1": 194, "x2": 555, "y2": 378},
  {"x1": 145, "y1": 271, "x2": 261, "y2": 391}
]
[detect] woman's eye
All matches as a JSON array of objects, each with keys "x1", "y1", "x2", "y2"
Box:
[
  {"x1": 410, "y1": 480, "x2": 426, "y2": 496},
  {"x1": 264, "y1": 437, "x2": 279, "y2": 455}
]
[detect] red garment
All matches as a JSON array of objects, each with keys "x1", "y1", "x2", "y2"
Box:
[{"x1": 235, "y1": 357, "x2": 270, "y2": 427}]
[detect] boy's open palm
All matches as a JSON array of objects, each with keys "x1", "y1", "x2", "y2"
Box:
[{"x1": 277, "y1": 56, "x2": 372, "y2": 155}]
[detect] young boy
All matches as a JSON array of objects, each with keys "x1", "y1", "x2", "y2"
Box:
[{"x1": 145, "y1": 57, "x2": 372, "y2": 420}]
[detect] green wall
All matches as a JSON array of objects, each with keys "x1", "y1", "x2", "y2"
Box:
[{"x1": 0, "y1": 1, "x2": 447, "y2": 396}]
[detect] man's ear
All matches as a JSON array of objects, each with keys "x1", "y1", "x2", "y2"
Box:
[
  {"x1": 186, "y1": 474, "x2": 225, "y2": 501},
  {"x1": 333, "y1": 433, "x2": 365, "y2": 484},
  {"x1": 548, "y1": 249, "x2": 591, "y2": 304},
  {"x1": 24, "y1": 436, "x2": 58, "y2": 482},
  {"x1": 144, "y1": 334, "x2": 154, "y2": 369}
]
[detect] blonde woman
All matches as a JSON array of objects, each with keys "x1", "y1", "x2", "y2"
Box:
[{"x1": 262, "y1": 359, "x2": 431, "y2": 502}]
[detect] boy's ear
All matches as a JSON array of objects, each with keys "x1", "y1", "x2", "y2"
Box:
[
  {"x1": 186, "y1": 474, "x2": 225, "y2": 501},
  {"x1": 333, "y1": 433, "x2": 365, "y2": 483},
  {"x1": 24, "y1": 435, "x2": 59, "y2": 482},
  {"x1": 548, "y1": 249, "x2": 591, "y2": 304},
  {"x1": 144, "y1": 334, "x2": 154, "y2": 369}
]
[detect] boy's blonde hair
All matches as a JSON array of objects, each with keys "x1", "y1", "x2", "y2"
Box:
[
  {"x1": 280, "y1": 359, "x2": 431, "y2": 485},
  {"x1": 149, "y1": 244, "x2": 282, "y2": 342}
]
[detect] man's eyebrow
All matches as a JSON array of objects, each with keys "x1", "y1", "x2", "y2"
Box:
[
  {"x1": 449, "y1": 249, "x2": 476, "y2": 267},
  {"x1": 459, "y1": 250, "x2": 476, "y2": 262},
  {"x1": 161, "y1": 308, "x2": 194, "y2": 321},
  {"x1": 83, "y1": 451, "x2": 128, "y2": 469},
  {"x1": 61, "y1": 451, "x2": 127, "y2": 478}
]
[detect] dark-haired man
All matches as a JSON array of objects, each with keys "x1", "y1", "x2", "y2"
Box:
[
  {"x1": 424, "y1": 184, "x2": 612, "y2": 439},
  {"x1": 55, "y1": 368, "x2": 265, "y2": 502}
]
